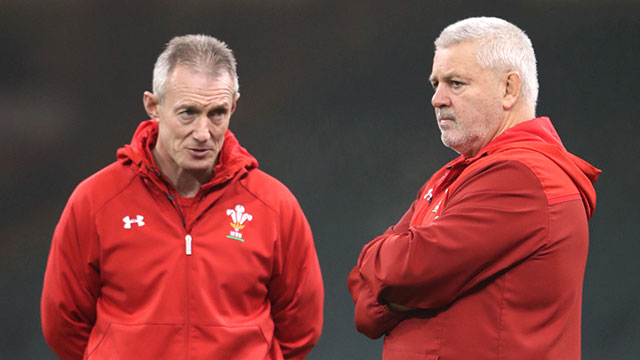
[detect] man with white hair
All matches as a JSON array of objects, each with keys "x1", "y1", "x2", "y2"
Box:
[
  {"x1": 349, "y1": 17, "x2": 600, "y2": 359},
  {"x1": 41, "y1": 34, "x2": 323, "y2": 359}
]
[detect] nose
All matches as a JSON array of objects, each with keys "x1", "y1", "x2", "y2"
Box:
[
  {"x1": 431, "y1": 84, "x2": 451, "y2": 109},
  {"x1": 192, "y1": 116, "x2": 212, "y2": 142}
]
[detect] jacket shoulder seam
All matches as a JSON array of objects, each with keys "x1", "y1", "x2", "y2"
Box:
[
  {"x1": 459, "y1": 158, "x2": 552, "y2": 250},
  {"x1": 236, "y1": 171, "x2": 281, "y2": 216},
  {"x1": 94, "y1": 173, "x2": 138, "y2": 215},
  {"x1": 491, "y1": 150, "x2": 580, "y2": 202},
  {"x1": 78, "y1": 163, "x2": 139, "y2": 216}
]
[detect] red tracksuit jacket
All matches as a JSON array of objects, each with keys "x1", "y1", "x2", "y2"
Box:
[
  {"x1": 348, "y1": 117, "x2": 600, "y2": 359},
  {"x1": 41, "y1": 120, "x2": 324, "y2": 359}
]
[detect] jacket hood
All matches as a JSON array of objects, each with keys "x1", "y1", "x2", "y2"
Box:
[
  {"x1": 482, "y1": 117, "x2": 601, "y2": 218},
  {"x1": 116, "y1": 120, "x2": 258, "y2": 192}
]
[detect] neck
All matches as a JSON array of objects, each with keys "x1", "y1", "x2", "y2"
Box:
[
  {"x1": 151, "y1": 148, "x2": 214, "y2": 198},
  {"x1": 489, "y1": 104, "x2": 535, "y2": 148},
  {"x1": 173, "y1": 173, "x2": 209, "y2": 198},
  {"x1": 462, "y1": 105, "x2": 534, "y2": 158},
  {"x1": 493, "y1": 114, "x2": 527, "y2": 139}
]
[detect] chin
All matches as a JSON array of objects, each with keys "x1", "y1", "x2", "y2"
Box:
[
  {"x1": 182, "y1": 162, "x2": 215, "y2": 173},
  {"x1": 441, "y1": 134, "x2": 457, "y2": 148},
  {"x1": 442, "y1": 139, "x2": 466, "y2": 154}
]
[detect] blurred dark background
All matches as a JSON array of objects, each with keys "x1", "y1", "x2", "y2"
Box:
[{"x1": 1, "y1": 0, "x2": 638, "y2": 358}]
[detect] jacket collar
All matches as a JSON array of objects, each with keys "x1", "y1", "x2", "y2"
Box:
[
  {"x1": 446, "y1": 117, "x2": 572, "y2": 166},
  {"x1": 116, "y1": 120, "x2": 258, "y2": 194},
  {"x1": 444, "y1": 117, "x2": 601, "y2": 218}
]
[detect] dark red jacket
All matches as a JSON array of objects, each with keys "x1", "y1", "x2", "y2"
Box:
[
  {"x1": 348, "y1": 117, "x2": 600, "y2": 359},
  {"x1": 42, "y1": 120, "x2": 323, "y2": 359}
]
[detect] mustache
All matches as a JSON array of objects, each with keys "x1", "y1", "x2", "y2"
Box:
[{"x1": 437, "y1": 109, "x2": 457, "y2": 122}]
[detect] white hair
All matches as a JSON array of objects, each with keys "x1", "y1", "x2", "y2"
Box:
[
  {"x1": 435, "y1": 17, "x2": 539, "y2": 110},
  {"x1": 152, "y1": 34, "x2": 239, "y2": 102}
]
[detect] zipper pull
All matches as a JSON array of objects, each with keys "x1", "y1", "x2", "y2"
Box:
[{"x1": 185, "y1": 234, "x2": 192, "y2": 255}]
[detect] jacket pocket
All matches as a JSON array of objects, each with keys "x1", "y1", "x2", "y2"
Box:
[
  {"x1": 191, "y1": 324, "x2": 272, "y2": 360},
  {"x1": 86, "y1": 323, "x2": 184, "y2": 360}
]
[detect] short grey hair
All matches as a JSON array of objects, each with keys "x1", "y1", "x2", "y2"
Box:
[
  {"x1": 152, "y1": 34, "x2": 239, "y2": 101},
  {"x1": 435, "y1": 17, "x2": 538, "y2": 110}
]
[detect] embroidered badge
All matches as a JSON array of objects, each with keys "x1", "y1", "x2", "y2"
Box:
[
  {"x1": 226, "y1": 205, "x2": 252, "y2": 242},
  {"x1": 123, "y1": 215, "x2": 145, "y2": 229}
]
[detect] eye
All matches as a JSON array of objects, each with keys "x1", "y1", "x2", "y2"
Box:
[
  {"x1": 209, "y1": 108, "x2": 228, "y2": 122},
  {"x1": 178, "y1": 108, "x2": 197, "y2": 122},
  {"x1": 450, "y1": 80, "x2": 464, "y2": 89}
]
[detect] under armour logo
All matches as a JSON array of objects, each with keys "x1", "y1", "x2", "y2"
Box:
[
  {"x1": 424, "y1": 188, "x2": 434, "y2": 204},
  {"x1": 123, "y1": 215, "x2": 145, "y2": 229}
]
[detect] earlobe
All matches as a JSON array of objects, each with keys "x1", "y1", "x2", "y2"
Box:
[
  {"x1": 143, "y1": 91, "x2": 160, "y2": 120},
  {"x1": 503, "y1": 72, "x2": 521, "y2": 110}
]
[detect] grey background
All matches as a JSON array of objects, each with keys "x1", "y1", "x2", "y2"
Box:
[{"x1": 1, "y1": 0, "x2": 638, "y2": 358}]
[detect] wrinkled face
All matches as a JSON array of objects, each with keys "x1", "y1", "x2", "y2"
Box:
[
  {"x1": 148, "y1": 65, "x2": 238, "y2": 179},
  {"x1": 429, "y1": 42, "x2": 504, "y2": 157}
]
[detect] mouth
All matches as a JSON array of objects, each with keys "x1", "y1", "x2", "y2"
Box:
[
  {"x1": 187, "y1": 148, "x2": 212, "y2": 158},
  {"x1": 437, "y1": 116, "x2": 457, "y2": 131},
  {"x1": 437, "y1": 111, "x2": 456, "y2": 125},
  {"x1": 438, "y1": 117, "x2": 455, "y2": 125}
]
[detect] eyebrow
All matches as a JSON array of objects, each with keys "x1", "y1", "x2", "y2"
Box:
[
  {"x1": 175, "y1": 102, "x2": 230, "y2": 111},
  {"x1": 429, "y1": 72, "x2": 470, "y2": 84}
]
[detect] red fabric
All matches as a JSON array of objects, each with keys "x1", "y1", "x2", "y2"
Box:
[
  {"x1": 41, "y1": 120, "x2": 324, "y2": 360},
  {"x1": 348, "y1": 117, "x2": 600, "y2": 359}
]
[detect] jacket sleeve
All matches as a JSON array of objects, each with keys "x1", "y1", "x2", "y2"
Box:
[
  {"x1": 268, "y1": 196, "x2": 324, "y2": 359},
  {"x1": 347, "y1": 266, "x2": 405, "y2": 339},
  {"x1": 358, "y1": 160, "x2": 549, "y2": 309},
  {"x1": 41, "y1": 190, "x2": 100, "y2": 359},
  {"x1": 346, "y1": 201, "x2": 416, "y2": 338}
]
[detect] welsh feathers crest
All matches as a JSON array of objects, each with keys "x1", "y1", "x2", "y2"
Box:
[{"x1": 226, "y1": 205, "x2": 253, "y2": 241}]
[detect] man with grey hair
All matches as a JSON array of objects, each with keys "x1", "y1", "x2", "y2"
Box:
[
  {"x1": 42, "y1": 34, "x2": 323, "y2": 359},
  {"x1": 349, "y1": 17, "x2": 600, "y2": 359}
]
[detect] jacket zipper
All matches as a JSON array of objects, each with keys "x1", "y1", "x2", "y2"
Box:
[
  {"x1": 165, "y1": 192, "x2": 192, "y2": 358},
  {"x1": 166, "y1": 194, "x2": 193, "y2": 255},
  {"x1": 185, "y1": 234, "x2": 192, "y2": 255},
  {"x1": 185, "y1": 239, "x2": 191, "y2": 359}
]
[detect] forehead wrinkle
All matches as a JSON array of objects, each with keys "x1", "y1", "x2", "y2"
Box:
[
  {"x1": 169, "y1": 87, "x2": 235, "y2": 110},
  {"x1": 431, "y1": 60, "x2": 476, "y2": 82},
  {"x1": 164, "y1": 65, "x2": 236, "y2": 108},
  {"x1": 433, "y1": 43, "x2": 481, "y2": 74}
]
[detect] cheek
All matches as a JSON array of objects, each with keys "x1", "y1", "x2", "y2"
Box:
[
  {"x1": 461, "y1": 95, "x2": 491, "y2": 118},
  {"x1": 464, "y1": 98, "x2": 501, "y2": 135},
  {"x1": 157, "y1": 124, "x2": 177, "y2": 148},
  {"x1": 159, "y1": 119, "x2": 183, "y2": 137},
  {"x1": 212, "y1": 124, "x2": 229, "y2": 145}
]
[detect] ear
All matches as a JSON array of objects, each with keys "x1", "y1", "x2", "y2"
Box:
[
  {"x1": 143, "y1": 91, "x2": 161, "y2": 120},
  {"x1": 230, "y1": 92, "x2": 240, "y2": 116},
  {"x1": 502, "y1": 71, "x2": 521, "y2": 110}
]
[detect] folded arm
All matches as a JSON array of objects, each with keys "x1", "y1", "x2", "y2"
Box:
[
  {"x1": 359, "y1": 161, "x2": 549, "y2": 310},
  {"x1": 347, "y1": 200, "x2": 417, "y2": 338}
]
